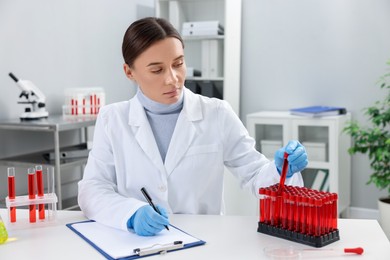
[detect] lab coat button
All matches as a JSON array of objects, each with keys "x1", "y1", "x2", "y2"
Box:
[{"x1": 158, "y1": 185, "x2": 167, "y2": 192}]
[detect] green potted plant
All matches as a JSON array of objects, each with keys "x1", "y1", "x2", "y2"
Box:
[{"x1": 343, "y1": 60, "x2": 390, "y2": 238}]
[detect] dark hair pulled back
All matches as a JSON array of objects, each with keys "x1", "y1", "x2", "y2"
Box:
[{"x1": 122, "y1": 17, "x2": 184, "y2": 68}]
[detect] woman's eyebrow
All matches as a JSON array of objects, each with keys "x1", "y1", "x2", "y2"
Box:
[
  {"x1": 147, "y1": 61, "x2": 163, "y2": 67},
  {"x1": 146, "y1": 55, "x2": 184, "y2": 67},
  {"x1": 173, "y1": 55, "x2": 184, "y2": 61}
]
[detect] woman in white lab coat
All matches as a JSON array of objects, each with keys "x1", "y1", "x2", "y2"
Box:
[{"x1": 78, "y1": 17, "x2": 308, "y2": 236}]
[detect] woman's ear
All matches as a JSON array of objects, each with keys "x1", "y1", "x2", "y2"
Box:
[{"x1": 123, "y1": 63, "x2": 135, "y2": 81}]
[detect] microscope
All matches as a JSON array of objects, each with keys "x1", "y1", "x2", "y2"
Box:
[{"x1": 9, "y1": 72, "x2": 49, "y2": 120}]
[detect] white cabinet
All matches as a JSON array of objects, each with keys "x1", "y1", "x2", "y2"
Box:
[
  {"x1": 247, "y1": 111, "x2": 352, "y2": 216},
  {"x1": 155, "y1": 0, "x2": 241, "y2": 114}
]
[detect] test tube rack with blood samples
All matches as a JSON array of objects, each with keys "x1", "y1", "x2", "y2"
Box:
[
  {"x1": 62, "y1": 87, "x2": 105, "y2": 118},
  {"x1": 5, "y1": 166, "x2": 58, "y2": 229},
  {"x1": 258, "y1": 184, "x2": 340, "y2": 247}
]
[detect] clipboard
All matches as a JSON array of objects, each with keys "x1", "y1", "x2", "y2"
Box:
[{"x1": 66, "y1": 220, "x2": 206, "y2": 259}]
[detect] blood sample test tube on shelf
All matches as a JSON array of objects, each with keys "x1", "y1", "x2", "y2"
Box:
[
  {"x1": 27, "y1": 168, "x2": 36, "y2": 223},
  {"x1": 7, "y1": 167, "x2": 16, "y2": 223},
  {"x1": 94, "y1": 94, "x2": 97, "y2": 114}
]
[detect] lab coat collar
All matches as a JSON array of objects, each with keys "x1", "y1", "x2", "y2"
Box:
[
  {"x1": 128, "y1": 98, "x2": 165, "y2": 174},
  {"x1": 164, "y1": 88, "x2": 202, "y2": 175},
  {"x1": 181, "y1": 87, "x2": 202, "y2": 122},
  {"x1": 127, "y1": 88, "x2": 203, "y2": 176}
]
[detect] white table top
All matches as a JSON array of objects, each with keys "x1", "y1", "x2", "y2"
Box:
[{"x1": 0, "y1": 209, "x2": 389, "y2": 260}]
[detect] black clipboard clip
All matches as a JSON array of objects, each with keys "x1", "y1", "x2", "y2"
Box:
[{"x1": 133, "y1": 241, "x2": 184, "y2": 256}]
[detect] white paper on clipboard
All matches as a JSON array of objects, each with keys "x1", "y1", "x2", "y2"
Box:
[{"x1": 67, "y1": 220, "x2": 205, "y2": 259}]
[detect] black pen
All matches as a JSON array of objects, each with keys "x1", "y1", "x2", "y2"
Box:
[{"x1": 140, "y1": 187, "x2": 169, "y2": 231}]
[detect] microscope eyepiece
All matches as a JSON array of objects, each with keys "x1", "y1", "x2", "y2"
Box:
[{"x1": 9, "y1": 72, "x2": 19, "y2": 82}]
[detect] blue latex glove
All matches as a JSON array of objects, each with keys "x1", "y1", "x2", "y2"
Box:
[
  {"x1": 127, "y1": 205, "x2": 169, "y2": 236},
  {"x1": 274, "y1": 140, "x2": 308, "y2": 178}
]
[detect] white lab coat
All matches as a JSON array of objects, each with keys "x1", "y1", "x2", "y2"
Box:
[{"x1": 78, "y1": 88, "x2": 303, "y2": 231}]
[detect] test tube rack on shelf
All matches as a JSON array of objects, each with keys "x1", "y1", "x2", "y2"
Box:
[
  {"x1": 258, "y1": 184, "x2": 339, "y2": 248},
  {"x1": 5, "y1": 166, "x2": 58, "y2": 229},
  {"x1": 62, "y1": 87, "x2": 105, "y2": 118}
]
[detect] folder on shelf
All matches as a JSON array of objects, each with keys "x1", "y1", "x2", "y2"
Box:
[
  {"x1": 182, "y1": 21, "x2": 224, "y2": 30},
  {"x1": 185, "y1": 80, "x2": 201, "y2": 94},
  {"x1": 199, "y1": 81, "x2": 223, "y2": 99},
  {"x1": 290, "y1": 106, "x2": 347, "y2": 117},
  {"x1": 182, "y1": 21, "x2": 224, "y2": 36},
  {"x1": 201, "y1": 39, "x2": 223, "y2": 78},
  {"x1": 66, "y1": 220, "x2": 206, "y2": 260},
  {"x1": 47, "y1": 149, "x2": 89, "y2": 160},
  {"x1": 182, "y1": 27, "x2": 224, "y2": 36},
  {"x1": 42, "y1": 144, "x2": 90, "y2": 161}
]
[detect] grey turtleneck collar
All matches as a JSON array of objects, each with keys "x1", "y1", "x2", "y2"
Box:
[
  {"x1": 136, "y1": 88, "x2": 184, "y2": 115},
  {"x1": 136, "y1": 87, "x2": 184, "y2": 162}
]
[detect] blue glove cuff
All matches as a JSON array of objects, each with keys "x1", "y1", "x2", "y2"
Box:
[{"x1": 127, "y1": 213, "x2": 136, "y2": 229}]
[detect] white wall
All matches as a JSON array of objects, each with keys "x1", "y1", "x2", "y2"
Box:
[
  {"x1": 240, "y1": 0, "x2": 390, "y2": 210},
  {"x1": 1, "y1": 0, "x2": 389, "y2": 214},
  {"x1": 0, "y1": 0, "x2": 154, "y2": 202}
]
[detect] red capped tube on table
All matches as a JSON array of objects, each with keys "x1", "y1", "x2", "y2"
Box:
[
  {"x1": 300, "y1": 195, "x2": 308, "y2": 234},
  {"x1": 307, "y1": 197, "x2": 314, "y2": 235},
  {"x1": 314, "y1": 197, "x2": 322, "y2": 236},
  {"x1": 282, "y1": 191, "x2": 289, "y2": 229},
  {"x1": 288, "y1": 193, "x2": 295, "y2": 231},
  {"x1": 270, "y1": 190, "x2": 278, "y2": 226},
  {"x1": 7, "y1": 167, "x2": 16, "y2": 223},
  {"x1": 294, "y1": 195, "x2": 301, "y2": 232},
  {"x1": 332, "y1": 193, "x2": 338, "y2": 230},
  {"x1": 264, "y1": 188, "x2": 271, "y2": 225},
  {"x1": 277, "y1": 152, "x2": 289, "y2": 195},
  {"x1": 27, "y1": 168, "x2": 36, "y2": 223},
  {"x1": 259, "y1": 188, "x2": 266, "y2": 223},
  {"x1": 35, "y1": 165, "x2": 45, "y2": 220}
]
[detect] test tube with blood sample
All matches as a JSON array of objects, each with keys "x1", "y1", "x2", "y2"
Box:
[
  {"x1": 27, "y1": 168, "x2": 36, "y2": 223},
  {"x1": 7, "y1": 167, "x2": 16, "y2": 223},
  {"x1": 35, "y1": 165, "x2": 45, "y2": 220},
  {"x1": 259, "y1": 188, "x2": 266, "y2": 223}
]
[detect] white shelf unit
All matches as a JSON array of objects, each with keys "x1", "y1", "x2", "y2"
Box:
[
  {"x1": 155, "y1": 0, "x2": 241, "y2": 114},
  {"x1": 247, "y1": 111, "x2": 352, "y2": 216}
]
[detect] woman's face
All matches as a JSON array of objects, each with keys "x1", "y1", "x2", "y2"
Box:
[{"x1": 124, "y1": 37, "x2": 186, "y2": 104}]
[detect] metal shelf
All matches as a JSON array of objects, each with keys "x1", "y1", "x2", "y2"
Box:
[
  {"x1": 0, "y1": 115, "x2": 96, "y2": 210},
  {"x1": 0, "y1": 144, "x2": 88, "y2": 168},
  {"x1": 62, "y1": 197, "x2": 80, "y2": 211}
]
